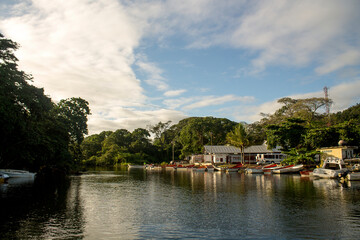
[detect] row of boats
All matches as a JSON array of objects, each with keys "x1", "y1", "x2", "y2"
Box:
[{"x1": 129, "y1": 157, "x2": 360, "y2": 181}]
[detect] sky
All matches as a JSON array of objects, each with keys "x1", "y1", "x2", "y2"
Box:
[{"x1": 1, "y1": 0, "x2": 360, "y2": 134}]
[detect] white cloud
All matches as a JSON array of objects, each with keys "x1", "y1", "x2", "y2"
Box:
[
  {"x1": 315, "y1": 49, "x2": 360, "y2": 75},
  {"x1": 164, "y1": 89, "x2": 187, "y2": 97},
  {"x1": 135, "y1": 57, "x2": 169, "y2": 91},
  {"x1": 182, "y1": 95, "x2": 255, "y2": 110}
]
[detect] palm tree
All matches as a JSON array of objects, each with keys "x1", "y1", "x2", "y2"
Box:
[{"x1": 226, "y1": 123, "x2": 249, "y2": 164}]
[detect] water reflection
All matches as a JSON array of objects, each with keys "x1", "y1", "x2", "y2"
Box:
[
  {"x1": 1, "y1": 169, "x2": 360, "y2": 239},
  {"x1": 0, "y1": 177, "x2": 85, "y2": 239}
]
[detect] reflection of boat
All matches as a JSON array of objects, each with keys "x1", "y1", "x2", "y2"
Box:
[
  {"x1": 272, "y1": 164, "x2": 303, "y2": 174},
  {"x1": 246, "y1": 164, "x2": 277, "y2": 174},
  {"x1": 313, "y1": 158, "x2": 348, "y2": 179},
  {"x1": 0, "y1": 169, "x2": 35, "y2": 178},
  {"x1": 128, "y1": 164, "x2": 145, "y2": 169}
]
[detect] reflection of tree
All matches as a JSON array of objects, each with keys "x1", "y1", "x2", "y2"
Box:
[{"x1": 0, "y1": 178, "x2": 85, "y2": 239}]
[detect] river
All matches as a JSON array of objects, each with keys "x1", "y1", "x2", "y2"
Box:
[{"x1": 1, "y1": 168, "x2": 360, "y2": 239}]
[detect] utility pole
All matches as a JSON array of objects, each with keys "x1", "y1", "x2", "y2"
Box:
[{"x1": 324, "y1": 86, "x2": 331, "y2": 126}]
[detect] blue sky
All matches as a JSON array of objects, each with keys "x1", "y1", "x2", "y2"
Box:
[{"x1": 1, "y1": 0, "x2": 360, "y2": 134}]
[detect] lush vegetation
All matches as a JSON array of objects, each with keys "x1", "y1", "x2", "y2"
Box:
[
  {"x1": 0, "y1": 33, "x2": 90, "y2": 173},
  {"x1": 1, "y1": 33, "x2": 359, "y2": 170}
]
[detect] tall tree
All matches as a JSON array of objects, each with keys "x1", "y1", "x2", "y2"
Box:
[{"x1": 226, "y1": 123, "x2": 249, "y2": 164}]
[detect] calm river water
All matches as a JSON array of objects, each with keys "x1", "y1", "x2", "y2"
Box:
[{"x1": 1, "y1": 168, "x2": 360, "y2": 239}]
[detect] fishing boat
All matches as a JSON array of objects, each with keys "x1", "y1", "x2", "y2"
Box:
[
  {"x1": 0, "y1": 169, "x2": 35, "y2": 178},
  {"x1": 312, "y1": 157, "x2": 348, "y2": 179},
  {"x1": 272, "y1": 164, "x2": 303, "y2": 174},
  {"x1": 246, "y1": 163, "x2": 277, "y2": 174}
]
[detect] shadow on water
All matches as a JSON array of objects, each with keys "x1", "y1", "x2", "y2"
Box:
[{"x1": 0, "y1": 176, "x2": 85, "y2": 239}]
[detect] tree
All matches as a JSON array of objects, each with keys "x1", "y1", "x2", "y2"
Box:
[
  {"x1": 226, "y1": 123, "x2": 249, "y2": 164},
  {"x1": 266, "y1": 118, "x2": 306, "y2": 151},
  {"x1": 55, "y1": 97, "x2": 91, "y2": 144}
]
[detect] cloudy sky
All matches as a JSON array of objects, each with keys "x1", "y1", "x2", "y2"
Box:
[{"x1": 1, "y1": 0, "x2": 359, "y2": 134}]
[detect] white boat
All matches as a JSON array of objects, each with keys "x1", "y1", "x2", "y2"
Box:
[
  {"x1": 272, "y1": 164, "x2": 304, "y2": 174},
  {"x1": 346, "y1": 172, "x2": 360, "y2": 181},
  {"x1": 214, "y1": 166, "x2": 226, "y2": 171},
  {"x1": 128, "y1": 164, "x2": 145, "y2": 169},
  {"x1": 246, "y1": 164, "x2": 277, "y2": 174},
  {"x1": 0, "y1": 173, "x2": 10, "y2": 183},
  {"x1": 312, "y1": 158, "x2": 348, "y2": 179},
  {"x1": 146, "y1": 165, "x2": 162, "y2": 170},
  {"x1": 0, "y1": 169, "x2": 35, "y2": 178}
]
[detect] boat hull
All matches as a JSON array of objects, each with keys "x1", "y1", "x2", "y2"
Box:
[
  {"x1": 312, "y1": 168, "x2": 346, "y2": 179},
  {"x1": 272, "y1": 164, "x2": 303, "y2": 174},
  {"x1": 346, "y1": 172, "x2": 360, "y2": 181},
  {"x1": 0, "y1": 169, "x2": 35, "y2": 178}
]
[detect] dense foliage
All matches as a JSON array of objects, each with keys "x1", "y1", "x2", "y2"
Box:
[{"x1": 0, "y1": 34, "x2": 90, "y2": 172}]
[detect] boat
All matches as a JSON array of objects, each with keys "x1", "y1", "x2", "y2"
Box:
[
  {"x1": 175, "y1": 165, "x2": 188, "y2": 171},
  {"x1": 246, "y1": 163, "x2": 277, "y2": 174},
  {"x1": 206, "y1": 165, "x2": 215, "y2": 172},
  {"x1": 128, "y1": 164, "x2": 145, "y2": 169},
  {"x1": 312, "y1": 157, "x2": 348, "y2": 179},
  {"x1": 263, "y1": 165, "x2": 287, "y2": 174},
  {"x1": 225, "y1": 164, "x2": 243, "y2": 172},
  {"x1": 165, "y1": 165, "x2": 176, "y2": 171},
  {"x1": 192, "y1": 166, "x2": 207, "y2": 172},
  {"x1": 272, "y1": 164, "x2": 303, "y2": 174},
  {"x1": 342, "y1": 164, "x2": 360, "y2": 181},
  {"x1": 0, "y1": 173, "x2": 10, "y2": 183},
  {"x1": 300, "y1": 170, "x2": 313, "y2": 177},
  {"x1": 145, "y1": 165, "x2": 162, "y2": 170},
  {"x1": 270, "y1": 165, "x2": 295, "y2": 174},
  {"x1": 214, "y1": 166, "x2": 227, "y2": 171},
  {"x1": 0, "y1": 169, "x2": 35, "y2": 178}
]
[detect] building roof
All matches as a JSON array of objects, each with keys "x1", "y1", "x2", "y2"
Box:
[
  {"x1": 204, "y1": 145, "x2": 241, "y2": 154},
  {"x1": 204, "y1": 143, "x2": 281, "y2": 154}
]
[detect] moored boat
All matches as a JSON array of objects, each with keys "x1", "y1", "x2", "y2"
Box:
[
  {"x1": 300, "y1": 170, "x2": 313, "y2": 177},
  {"x1": 272, "y1": 164, "x2": 303, "y2": 174},
  {"x1": 0, "y1": 169, "x2": 35, "y2": 178},
  {"x1": 192, "y1": 166, "x2": 207, "y2": 172},
  {"x1": 206, "y1": 165, "x2": 215, "y2": 172},
  {"x1": 128, "y1": 164, "x2": 145, "y2": 169},
  {"x1": 312, "y1": 157, "x2": 348, "y2": 179},
  {"x1": 225, "y1": 164, "x2": 243, "y2": 173},
  {"x1": 246, "y1": 163, "x2": 277, "y2": 174},
  {"x1": 0, "y1": 173, "x2": 10, "y2": 183}
]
